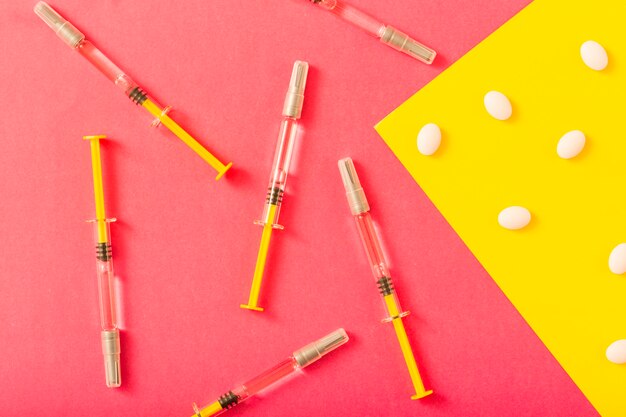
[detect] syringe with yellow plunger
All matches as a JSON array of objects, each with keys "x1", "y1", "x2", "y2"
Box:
[
  {"x1": 84, "y1": 134, "x2": 121, "y2": 388},
  {"x1": 241, "y1": 61, "x2": 309, "y2": 311},
  {"x1": 35, "y1": 2, "x2": 232, "y2": 180},
  {"x1": 338, "y1": 157, "x2": 433, "y2": 400}
]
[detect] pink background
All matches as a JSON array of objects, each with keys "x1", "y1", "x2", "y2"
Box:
[{"x1": 0, "y1": 0, "x2": 599, "y2": 416}]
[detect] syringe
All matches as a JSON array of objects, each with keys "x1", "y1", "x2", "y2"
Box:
[
  {"x1": 191, "y1": 329, "x2": 349, "y2": 417},
  {"x1": 338, "y1": 158, "x2": 433, "y2": 399},
  {"x1": 241, "y1": 61, "x2": 309, "y2": 312},
  {"x1": 84, "y1": 135, "x2": 121, "y2": 388},
  {"x1": 306, "y1": 0, "x2": 436, "y2": 64},
  {"x1": 34, "y1": 2, "x2": 232, "y2": 180}
]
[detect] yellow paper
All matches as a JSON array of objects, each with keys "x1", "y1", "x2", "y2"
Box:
[{"x1": 375, "y1": 0, "x2": 626, "y2": 415}]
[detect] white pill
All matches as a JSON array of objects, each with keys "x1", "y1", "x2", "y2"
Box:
[
  {"x1": 484, "y1": 91, "x2": 512, "y2": 121},
  {"x1": 557, "y1": 130, "x2": 586, "y2": 159},
  {"x1": 580, "y1": 40, "x2": 608, "y2": 71},
  {"x1": 606, "y1": 340, "x2": 626, "y2": 364},
  {"x1": 608, "y1": 243, "x2": 626, "y2": 274},
  {"x1": 417, "y1": 123, "x2": 441, "y2": 155},
  {"x1": 498, "y1": 206, "x2": 531, "y2": 230}
]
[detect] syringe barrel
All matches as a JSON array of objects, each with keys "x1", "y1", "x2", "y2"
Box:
[
  {"x1": 353, "y1": 212, "x2": 389, "y2": 279},
  {"x1": 238, "y1": 358, "x2": 298, "y2": 398},
  {"x1": 353, "y1": 213, "x2": 408, "y2": 321},
  {"x1": 233, "y1": 329, "x2": 349, "y2": 397},
  {"x1": 311, "y1": 0, "x2": 385, "y2": 37},
  {"x1": 193, "y1": 359, "x2": 298, "y2": 417},
  {"x1": 257, "y1": 117, "x2": 299, "y2": 228},
  {"x1": 92, "y1": 220, "x2": 117, "y2": 331},
  {"x1": 76, "y1": 40, "x2": 139, "y2": 96},
  {"x1": 195, "y1": 357, "x2": 298, "y2": 417}
]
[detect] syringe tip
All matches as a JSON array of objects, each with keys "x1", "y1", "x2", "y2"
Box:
[
  {"x1": 290, "y1": 61, "x2": 309, "y2": 93},
  {"x1": 283, "y1": 61, "x2": 309, "y2": 119},
  {"x1": 101, "y1": 329, "x2": 121, "y2": 388},
  {"x1": 293, "y1": 328, "x2": 349, "y2": 368},
  {"x1": 316, "y1": 328, "x2": 349, "y2": 353},
  {"x1": 380, "y1": 26, "x2": 437, "y2": 65},
  {"x1": 34, "y1": 2, "x2": 57, "y2": 24},
  {"x1": 338, "y1": 157, "x2": 359, "y2": 190},
  {"x1": 338, "y1": 158, "x2": 370, "y2": 215},
  {"x1": 34, "y1": 1, "x2": 84, "y2": 48}
]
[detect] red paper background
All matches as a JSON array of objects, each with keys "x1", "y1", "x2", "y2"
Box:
[{"x1": 0, "y1": 0, "x2": 599, "y2": 416}]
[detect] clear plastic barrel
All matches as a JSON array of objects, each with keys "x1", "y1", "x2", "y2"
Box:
[
  {"x1": 237, "y1": 358, "x2": 298, "y2": 399},
  {"x1": 90, "y1": 219, "x2": 117, "y2": 331},
  {"x1": 77, "y1": 41, "x2": 138, "y2": 95},
  {"x1": 256, "y1": 117, "x2": 299, "y2": 229},
  {"x1": 312, "y1": 0, "x2": 385, "y2": 37},
  {"x1": 354, "y1": 213, "x2": 408, "y2": 321},
  {"x1": 354, "y1": 212, "x2": 390, "y2": 279}
]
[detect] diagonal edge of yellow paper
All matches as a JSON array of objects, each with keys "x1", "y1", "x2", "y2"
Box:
[{"x1": 375, "y1": 1, "x2": 626, "y2": 415}]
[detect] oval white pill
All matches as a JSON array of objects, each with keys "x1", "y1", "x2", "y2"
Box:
[
  {"x1": 580, "y1": 40, "x2": 608, "y2": 71},
  {"x1": 606, "y1": 340, "x2": 626, "y2": 364},
  {"x1": 608, "y1": 243, "x2": 626, "y2": 274},
  {"x1": 498, "y1": 206, "x2": 531, "y2": 230},
  {"x1": 484, "y1": 91, "x2": 512, "y2": 121},
  {"x1": 557, "y1": 130, "x2": 586, "y2": 159},
  {"x1": 417, "y1": 123, "x2": 441, "y2": 155}
]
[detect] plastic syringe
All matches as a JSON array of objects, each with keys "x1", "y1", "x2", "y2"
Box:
[
  {"x1": 84, "y1": 135, "x2": 121, "y2": 388},
  {"x1": 241, "y1": 61, "x2": 308, "y2": 311},
  {"x1": 306, "y1": 0, "x2": 436, "y2": 64},
  {"x1": 338, "y1": 158, "x2": 433, "y2": 399},
  {"x1": 191, "y1": 329, "x2": 349, "y2": 417},
  {"x1": 34, "y1": 2, "x2": 232, "y2": 180}
]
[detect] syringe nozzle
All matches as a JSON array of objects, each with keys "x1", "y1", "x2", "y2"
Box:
[
  {"x1": 293, "y1": 328, "x2": 349, "y2": 368},
  {"x1": 101, "y1": 329, "x2": 121, "y2": 388},
  {"x1": 338, "y1": 157, "x2": 370, "y2": 215},
  {"x1": 34, "y1": 2, "x2": 61, "y2": 27},
  {"x1": 380, "y1": 26, "x2": 436, "y2": 65},
  {"x1": 282, "y1": 61, "x2": 309, "y2": 119},
  {"x1": 34, "y1": 2, "x2": 84, "y2": 48}
]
